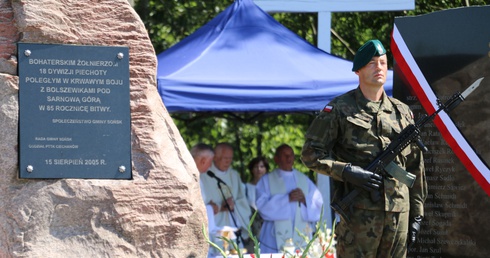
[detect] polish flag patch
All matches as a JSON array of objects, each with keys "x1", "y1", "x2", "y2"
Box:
[{"x1": 323, "y1": 105, "x2": 333, "y2": 112}]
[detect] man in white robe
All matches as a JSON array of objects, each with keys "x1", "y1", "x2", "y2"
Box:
[
  {"x1": 200, "y1": 142, "x2": 252, "y2": 248},
  {"x1": 256, "y1": 144, "x2": 323, "y2": 253},
  {"x1": 190, "y1": 143, "x2": 219, "y2": 257}
]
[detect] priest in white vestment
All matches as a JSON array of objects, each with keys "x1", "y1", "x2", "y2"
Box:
[
  {"x1": 200, "y1": 143, "x2": 252, "y2": 248},
  {"x1": 191, "y1": 143, "x2": 219, "y2": 257},
  {"x1": 256, "y1": 144, "x2": 323, "y2": 253}
]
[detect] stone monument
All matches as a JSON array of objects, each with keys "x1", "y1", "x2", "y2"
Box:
[{"x1": 0, "y1": 0, "x2": 207, "y2": 257}]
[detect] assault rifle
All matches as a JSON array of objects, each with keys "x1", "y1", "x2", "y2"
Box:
[{"x1": 331, "y1": 77, "x2": 484, "y2": 222}]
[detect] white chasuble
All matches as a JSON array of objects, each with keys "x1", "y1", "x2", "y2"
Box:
[{"x1": 269, "y1": 169, "x2": 308, "y2": 251}]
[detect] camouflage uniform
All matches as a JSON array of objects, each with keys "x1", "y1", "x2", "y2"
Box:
[{"x1": 301, "y1": 87, "x2": 427, "y2": 258}]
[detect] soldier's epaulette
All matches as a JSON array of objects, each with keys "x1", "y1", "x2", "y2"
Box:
[
  {"x1": 337, "y1": 94, "x2": 357, "y2": 115},
  {"x1": 322, "y1": 90, "x2": 357, "y2": 114}
]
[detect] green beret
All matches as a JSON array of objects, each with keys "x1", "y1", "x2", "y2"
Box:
[{"x1": 352, "y1": 39, "x2": 386, "y2": 71}]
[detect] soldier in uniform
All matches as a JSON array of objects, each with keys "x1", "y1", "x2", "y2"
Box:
[{"x1": 301, "y1": 39, "x2": 427, "y2": 257}]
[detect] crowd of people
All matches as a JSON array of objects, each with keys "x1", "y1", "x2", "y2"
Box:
[
  {"x1": 190, "y1": 39, "x2": 427, "y2": 258},
  {"x1": 192, "y1": 142, "x2": 323, "y2": 256}
]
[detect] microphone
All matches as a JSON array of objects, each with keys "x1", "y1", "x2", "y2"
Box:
[{"x1": 207, "y1": 171, "x2": 227, "y2": 186}]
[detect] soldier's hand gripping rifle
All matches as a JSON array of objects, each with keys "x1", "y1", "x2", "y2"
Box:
[{"x1": 331, "y1": 77, "x2": 484, "y2": 222}]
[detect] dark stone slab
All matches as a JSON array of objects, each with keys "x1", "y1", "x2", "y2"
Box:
[
  {"x1": 393, "y1": 6, "x2": 490, "y2": 258},
  {"x1": 18, "y1": 43, "x2": 131, "y2": 179}
]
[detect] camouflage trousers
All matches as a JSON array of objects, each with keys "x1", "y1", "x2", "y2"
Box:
[{"x1": 335, "y1": 208, "x2": 408, "y2": 258}]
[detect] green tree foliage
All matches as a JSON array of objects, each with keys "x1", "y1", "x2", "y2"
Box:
[
  {"x1": 135, "y1": 0, "x2": 489, "y2": 68},
  {"x1": 134, "y1": 0, "x2": 488, "y2": 179},
  {"x1": 135, "y1": 0, "x2": 234, "y2": 54},
  {"x1": 330, "y1": 1, "x2": 488, "y2": 66}
]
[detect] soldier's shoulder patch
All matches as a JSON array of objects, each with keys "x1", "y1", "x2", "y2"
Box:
[{"x1": 322, "y1": 105, "x2": 333, "y2": 112}]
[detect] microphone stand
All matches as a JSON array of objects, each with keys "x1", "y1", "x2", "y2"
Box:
[{"x1": 215, "y1": 180, "x2": 245, "y2": 248}]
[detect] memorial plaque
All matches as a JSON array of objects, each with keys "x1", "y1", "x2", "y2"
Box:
[
  {"x1": 392, "y1": 6, "x2": 490, "y2": 258},
  {"x1": 18, "y1": 43, "x2": 131, "y2": 179}
]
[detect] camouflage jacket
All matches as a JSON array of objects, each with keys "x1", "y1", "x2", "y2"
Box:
[{"x1": 301, "y1": 87, "x2": 427, "y2": 217}]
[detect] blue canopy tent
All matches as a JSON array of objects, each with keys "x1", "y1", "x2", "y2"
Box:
[
  {"x1": 156, "y1": 0, "x2": 393, "y2": 229},
  {"x1": 156, "y1": 0, "x2": 393, "y2": 113}
]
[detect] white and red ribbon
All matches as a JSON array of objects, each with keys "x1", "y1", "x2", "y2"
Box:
[{"x1": 391, "y1": 25, "x2": 490, "y2": 196}]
